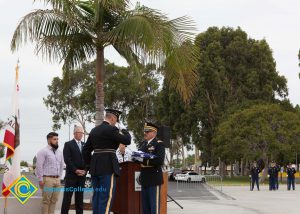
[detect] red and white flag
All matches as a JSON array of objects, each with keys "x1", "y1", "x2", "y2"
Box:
[{"x1": 1, "y1": 63, "x2": 21, "y2": 197}]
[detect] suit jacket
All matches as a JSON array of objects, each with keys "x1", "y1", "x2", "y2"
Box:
[
  {"x1": 63, "y1": 139, "x2": 85, "y2": 179},
  {"x1": 139, "y1": 138, "x2": 165, "y2": 187},
  {"x1": 82, "y1": 121, "x2": 131, "y2": 176}
]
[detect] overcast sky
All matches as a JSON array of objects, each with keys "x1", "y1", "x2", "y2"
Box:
[{"x1": 1, "y1": 0, "x2": 300, "y2": 163}]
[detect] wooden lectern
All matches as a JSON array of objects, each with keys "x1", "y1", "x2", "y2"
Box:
[
  {"x1": 111, "y1": 162, "x2": 167, "y2": 214},
  {"x1": 111, "y1": 162, "x2": 142, "y2": 214}
]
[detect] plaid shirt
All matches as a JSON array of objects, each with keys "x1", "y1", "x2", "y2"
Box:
[{"x1": 35, "y1": 145, "x2": 64, "y2": 181}]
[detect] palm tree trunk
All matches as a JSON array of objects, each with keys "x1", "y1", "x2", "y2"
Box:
[{"x1": 95, "y1": 47, "x2": 105, "y2": 126}]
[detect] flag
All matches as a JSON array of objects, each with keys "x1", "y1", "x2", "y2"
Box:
[
  {"x1": 1, "y1": 63, "x2": 21, "y2": 197},
  {"x1": 132, "y1": 151, "x2": 157, "y2": 159}
]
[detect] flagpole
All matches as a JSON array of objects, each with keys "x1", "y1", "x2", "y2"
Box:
[
  {"x1": 2, "y1": 60, "x2": 20, "y2": 214},
  {"x1": 4, "y1": 197, "x2": 7, "y2": 214}
]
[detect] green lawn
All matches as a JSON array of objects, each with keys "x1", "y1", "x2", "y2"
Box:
[{"x1": 207, "y1": 176, "x2": 293, "y2": 186}]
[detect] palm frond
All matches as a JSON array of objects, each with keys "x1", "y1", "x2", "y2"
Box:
[
  {"x1": 11, "y1": 9, "x2": 94, "y2": 51},
  {"x1": 113, "y1": 42, "x2": 141, "y2": 66},
  {"x1": 36, "y1": 33, "x2": 96, "y2": 69},
  {"x1": 163, "y1": 42, "x2": 199, "y2": 103},
  {"x1": 11, "y1": 9, "x2": 95, "y2": 69},
  {"x1": 106, "y1": 5, "x2": 196, "y2": 65}
]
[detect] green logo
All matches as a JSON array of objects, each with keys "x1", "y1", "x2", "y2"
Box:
[{"x1": 9, "y1": 175, "x2": 38, "y2": 204}]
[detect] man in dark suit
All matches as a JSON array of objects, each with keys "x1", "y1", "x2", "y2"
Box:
[
  {"x1": 82, "y1": 109, "x2": 131, "y2": 214},
  {"x1": 61, "y1": 126, "x2": 86, "y2": 214},
  {"x1": 133, "y1": 122, "x2": 165, "y2": 214}
]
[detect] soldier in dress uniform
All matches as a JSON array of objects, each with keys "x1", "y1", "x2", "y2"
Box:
[
  {"x1": 286, "y1": 163, "x2": 296, "y2": 190},
  {"x1": 133, "y1": 122, "x2": 165, "y2": 214},
  {"x1": 250, "y1": 161, "x2": 261, "y2": 191},
  {"x1": 275, "y1": 163, "x2": 280, "y2": 190},
  {"x1": 268, "y1": 161, "x2": 278, "y2": 191},
  {"x1": 82, "y1": 109, "x2": 131, "y2": 214}
]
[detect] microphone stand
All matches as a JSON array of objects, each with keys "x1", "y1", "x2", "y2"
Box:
[{"x1": 167, "y1": 194, "x2": 183, "y2": 209}]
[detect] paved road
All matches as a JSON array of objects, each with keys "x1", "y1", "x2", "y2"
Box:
[{"x1": 168, "y1": 181, "x2": 218, "y2": 201}]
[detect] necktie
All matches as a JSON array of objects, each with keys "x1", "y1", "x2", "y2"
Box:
[{"x1": 77, "y1": 141, "x2": 81, "y2": 152}]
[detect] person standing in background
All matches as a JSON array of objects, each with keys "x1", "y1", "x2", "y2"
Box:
[
  {"x1": 36, "y1": 132, "x2": 64, "y2": 214},
  {"x1": 61, "y1": 126, "x2": 86, "y2": 214},
  {"x1": 250, "y1": 161, "x2": 260, "y2": 191},
  {"x1": 287, "y1": 163, "x2": 296, "y2": 191}
]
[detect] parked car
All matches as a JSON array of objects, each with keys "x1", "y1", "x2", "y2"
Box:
[
  {"x1": 175, "y1": 171, "x2": 206, "y2": 183},
  {"x1": 169, "y1": 169, "x2": 182, "y2": 181},
  {"x1": 20, "y1": 167, "x2": 29, "y2": 173}
]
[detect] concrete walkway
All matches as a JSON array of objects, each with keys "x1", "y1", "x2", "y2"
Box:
[
  {"x1": 168, "y1": 184, "x2": 300, "y2": 214},
  {"x1": 2, "y1": 184, "x2": 300, "y2": 213}
]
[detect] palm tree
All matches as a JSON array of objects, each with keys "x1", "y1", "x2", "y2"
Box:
[{"x1": 11, "y1": 0, "x2": 198, "y2": 125}]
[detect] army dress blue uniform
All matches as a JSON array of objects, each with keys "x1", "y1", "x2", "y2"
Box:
[
  {"x1": 250, "y1": 166, "x2": 260, "y2": 191},
  {"x1": 287, "y1": 167, "x2": 296, "y2": 190},
  {"x1": 137, "y1": 123, "x2": 165, "y2": 214},
  {"x1": 82, "y1": 109, "x2": 131, "y2": 214},
  {"x1": 268, "y1": 166, "x2": 278, "y2": 191},
  {"x1": 275, "y1": 164, "x2": 280, "y2": 190}
]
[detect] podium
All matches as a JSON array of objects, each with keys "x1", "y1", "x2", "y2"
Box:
[
  {"x1": 111, "y1": 162, "x2": 142, "y2": 214},
  {"x1": 111, "y1": 162, "x2": 167, "y2": 214}
]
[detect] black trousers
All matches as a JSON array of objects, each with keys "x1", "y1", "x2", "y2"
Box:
[
  {"x1": 61, "y1": 177, "x2": 85, "y2": 214},
  {"x1": 251, "y1": 177, "x2": 259, "y2": 190}
]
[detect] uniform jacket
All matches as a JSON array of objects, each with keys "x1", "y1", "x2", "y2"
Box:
[
  {"x1": 287, "y1": 167, "x2": 296, "y2": 179},
  {"x1": 139, "y1": 138, "x2": 165, "y2": 187},
  {"x1": 82, "y1": 121, "x2": 131, "y2": 176},
  {"x1": 250, "y1": 166, "x2": 261, "y2": 178},
  {"x1": 63, "y1": 139, "x2": 85, "y2": 179},
  {"x1": 268, "y1": 166, "x2": 279, "y2": 178}
]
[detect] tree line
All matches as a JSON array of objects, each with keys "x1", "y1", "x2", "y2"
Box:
[
  {"x1": 7, "y1": 1, "x2": 300, "y2": 176},
  {"x1": 44, "y1": 27, "x2": 300, "y2": 175}
]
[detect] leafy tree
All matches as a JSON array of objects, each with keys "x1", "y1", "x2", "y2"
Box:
[
  {"x1": 44, "y1": 61, "x2": 96, "y2": 131},
  {"x1": 0, "y1": 120, "x2": 5, "y2": 158},
  {"x1": 155, "y1": 81, "x2": 196, "y2": 167},
  {"x1": 44, "y1": 60, "x2": 160, "y2": 141},
  {"x1": 20, "y1": 160, "x2": 29, "y2": 167},
  {"x1": 213, "y1": 104, "x2": 300, "y2": 179},
  {"x1": 33, "y1": 156, "x2": 37, "y2": 169},
  {"x1": 192, "y1": 27, "x2": 288, "y2": 165},
  {"x1": 11, "y1": 0, "x2": 198, "y2": 126},
  {"x1": 0, "y1": 120, "x2": 4, "y2": 130}
]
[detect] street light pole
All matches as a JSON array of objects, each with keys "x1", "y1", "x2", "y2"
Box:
[{"x1": 296, "y1": 152, "x2": 298, "y2": 171}]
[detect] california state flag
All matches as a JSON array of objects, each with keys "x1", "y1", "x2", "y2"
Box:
[{"x1": 2, "y1": 63, "x2": 21, "y2": 197}]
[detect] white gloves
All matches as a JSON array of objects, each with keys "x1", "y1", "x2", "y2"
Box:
[{"x1": 116, "y1": 122, "x2": 126, "y2": 130}]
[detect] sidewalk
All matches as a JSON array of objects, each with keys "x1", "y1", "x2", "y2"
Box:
[
  {"x1": 168, "y1": 184, "x2": 300, "y2": 214},
  {"x1": 2, "y1": 184, "x2": 300, "y2": 213}
]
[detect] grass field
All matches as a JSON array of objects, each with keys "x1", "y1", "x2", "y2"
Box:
[{"x1": 207, "y1": 175, "x2": 299, "y2": 186}]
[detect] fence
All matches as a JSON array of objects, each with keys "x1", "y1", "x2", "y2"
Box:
[
  {"x1": 175, "y1": 174, "x2": 223, "y2": 192},
  {"x1": 204, "y1": 175, "x2": 223, "y2": 192}
]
